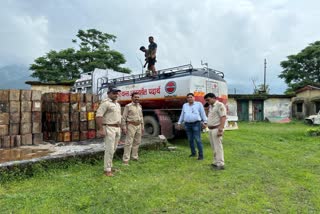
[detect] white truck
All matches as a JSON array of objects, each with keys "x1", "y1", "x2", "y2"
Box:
[{"x1": 97, "y1": 64, "x2": 238, "y2": 139}]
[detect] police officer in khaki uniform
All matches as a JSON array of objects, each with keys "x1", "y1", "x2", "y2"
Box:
[
  {"x1": 96, "y1": 87, "x2": 122, "y2": 177},
  {"x1": 204, "y1": 93, "x2": 227, "y2": 170},
  {"x1": 121, "y1": 92, "x2": 144, "y2": 165}
]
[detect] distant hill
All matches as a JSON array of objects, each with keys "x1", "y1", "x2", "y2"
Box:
[{"x1": 0, "y1": 65, "x2": 36, "y2": 89}]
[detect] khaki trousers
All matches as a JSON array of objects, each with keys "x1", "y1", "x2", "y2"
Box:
[
  {"x1": 123, "y1": 124, "x2": 142, "y2": 162},
  {"x1": 104, "y1": 126, "x2": 121, "y2": 172},
  {"x1": 208, "y1": 129, "x2": 225, "y2": 166}
]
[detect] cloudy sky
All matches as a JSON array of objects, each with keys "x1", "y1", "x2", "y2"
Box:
[{"x1": 1, "y1": 0, "x2": 320, "y2": 93}]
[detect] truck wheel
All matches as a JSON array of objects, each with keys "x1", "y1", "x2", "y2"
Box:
[{"x1": 143, "y1": 116, "x2": 160, "y2": 136}]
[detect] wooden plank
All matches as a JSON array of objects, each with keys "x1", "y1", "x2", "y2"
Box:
[
  {"x1": 80, "y1": 103, "x2": 87, "y2": 112},
  {"x1": 58, "y1": 103, "x2": 70, "y2": 113},
  {"x1": 70, "y1": 112, "x2": 79, "y2": 122},
  {"x1": 80, "y1": 112, "x2": 87, "y2": 121},
  {"x1": 70, "y1": 93, "x2": 81, "y2": 103},
  {"x1": 70, "y1": 103, "x2": 79, "y2": 112},
  {"x1": 86, "y1": 102, "x2": 92, "y2": 111},
  {"x1": 85, "y1": 94, "x2": 92, "y2": 102},
  {"x1": 56, "y1": 122, "x2": 70, "y2": 132},
  {"x1": 1, "y1": 136, "x2": 10, "y2": 148},
  {"x1": 70, "y1": 122, "x2": 79, "y2": 131},
  {"x1": 80, "y1": 131, "x2": 88, "y2": 140},
  {"x1": 80, "y1": 121, "x2": 88, "y2": 131}
]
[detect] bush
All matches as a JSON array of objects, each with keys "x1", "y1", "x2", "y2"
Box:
[{"x1": 306, "y1": 128, "x2": 320, "y2": 136}]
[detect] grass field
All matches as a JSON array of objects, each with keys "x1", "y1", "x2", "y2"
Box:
[{"x1": 0, "y1": 121, "x2": 320, "y2": 213}]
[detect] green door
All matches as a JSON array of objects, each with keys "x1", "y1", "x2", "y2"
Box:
[
  {"x1": 253, "y1": 100, "x2": 264, "y2": 121},
  {"x1": 237, "y1": 100, "x2": 249, "y2": 121}
]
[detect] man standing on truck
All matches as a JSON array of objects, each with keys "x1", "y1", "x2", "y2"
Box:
[
  {"x1": 204, "y1": 93, "x2": 227, "y2": 170},
  {"x1": 177, "y1": 93, "x2": 208, "y2": 160},
  {"x1": 96, "y1": 87, "x2": 122, "y2": 177},
  {"x1": 121, "y1": 92, "x2": 144, "y2": 165},
  {"x1": 139, "y1": 36, "x2": 157, "y2": 77}
]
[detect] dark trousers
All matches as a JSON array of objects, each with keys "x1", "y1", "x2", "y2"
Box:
[{"x1": 184, "y1": 121, "x2": 203, "y2": 157}]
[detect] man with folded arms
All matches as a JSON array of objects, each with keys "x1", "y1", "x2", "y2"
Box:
[
  {"x1": 204, "y1": 93, "x2": 227, "y2": 170},
  {"x1": 96, "y1": 87, "x2": 122, "y2": 177},
  {"x1": 121, "y1": 92, "x2": 144, "y2": 165}
]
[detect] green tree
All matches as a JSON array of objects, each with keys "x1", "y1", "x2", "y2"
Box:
[
  {"x1": 279, "y1": 41, "x2": 320, "y2": 93},
  {"x1": 30, "y1": 29, "x2": 130, "y2": 82}
]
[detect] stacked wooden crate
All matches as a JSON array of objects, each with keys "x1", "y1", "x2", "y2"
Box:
[
  {"x1": 0, "y1": 89, "x2": 42, "y2": 148},
  {"x1": 42, "y1": 92, "x2": 99, "y2": 142}
]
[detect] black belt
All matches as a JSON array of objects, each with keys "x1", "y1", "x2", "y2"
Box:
[{"x1": 185, "y1": 121, "x2": 201, "y2": 124}]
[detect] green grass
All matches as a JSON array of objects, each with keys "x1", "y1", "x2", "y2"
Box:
[{"x1": 1, "y1": 121, "x2": 320, "y2": 213}]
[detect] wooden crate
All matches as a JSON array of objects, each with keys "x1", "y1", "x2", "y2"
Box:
[
  {"x1": 70, "y1": 103, "x2": 79, "y2": 112},
  {"x1": 0, "y1": 90, "x2": 9, "y2": 101},
  {"x1": 32, "y1": 122, "x2": 41, "y2": 133},
  {"x1": 80, "y1": 121, "x2": 88, "y2": 131},
  {"x1": 33, "y1": 133, "x2": 43, "y2": 145},
  {"x1": 10, "y1": 112, "x2": 20, "y2": 123},
  {"x1": 87, "y1": 130, "x2": 96, "y2": 139},
  {"x1": 9, "y1": 89, "x2": 20, "y2": 101},
  {"x1": 21, "y1": 101, "x2": 32, "y2": 112},
  {"x1": 9, "y1": 123, "x2": 20, "y2": 135},
  {"x1": 55, "y1": 93, "x2": 70, "y2": 103},
  {"x1": 1, "y1": 136, "x2": 10, "y2": 148},
  {"x1": 21, "y1": 112, "x2": 32, "y2": 123},
  {"x1": 21, "y1": 134, "x2": 32, "y2": 145},
  {"x1": 32, "y1": 101, "x2": 41, "y2": 111},
  {"x1": 32, "y1": 112, "x2": 41, "y2": 123},
  {"x1": 70, "y1": 112, "x2": 79, "y2": 122},
  {"x1": 70, "y1": 93, "x2": 81, "y2": 103},
  {"x1": 20, "y1": 123, "x2": 32, "y2": 134},
  {"x1": 20, "y1": 90, "x2": 31, "y2": 101},
  {"x1": 80, "y1": 112, "x2": 87, "y2": 121},
  {"x1": 80, "y1": 131, "x2": 88, "y2": 140},
  {"x1": 31, "y1": 90, "x2": 42, "y2": 101},
  {"x1": 58, "y1": 103, "x2": 70, "y2": 113},
  {"x1": 85, "y1": 94, "x2": 92, "y2": 102},
  {"x1": 0, "y1": 113, "x2": 9, "y2": 125},
  {"x1": 0, "y1": 102, "x2": 9, "y2": 113},
  {"x1": 72, "y1": 131, "x2": 79, "y2": 141},
  {"x1": 10, "y1": 101, "x2": 20, "y2": 113},
  {"x1": 80, "y1": 103, "x2": 87, "y2": 112},
  {"x1": 10, "y1": 135, "x2": 21, "y2": 147},
  {"x1": 70, "y1": 122, "x2": 79, "y2": 131},
  {"x1": 56, "y1": 122, "x2": 70, "y2": 132},
  {"x1": 86, "y1": 103, "x2": 92, "y2": 111},
  {"x1": 88, "y1": 120, "x2": 96, "y2": 130},
  {"x1": 0, "y1": 125, "x2": 9, "y2": 136}
]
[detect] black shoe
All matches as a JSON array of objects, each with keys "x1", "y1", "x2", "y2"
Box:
[
  {"x1": 210, "y1": 164, "x2": 218, "y2": 168},
  {"x1": 189, "y1": 154, "x2": 196, "y2": 157},
  {"x1": 214, "y1": 165, "x2": 225, "y2": 170},
  {"x1": 197, "y1": 156, "x2": 204, "y2": 160}
]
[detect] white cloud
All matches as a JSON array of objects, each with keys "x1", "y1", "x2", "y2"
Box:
[{"x1": 1, "y1": 0, "x2": 320, "y2": 93}]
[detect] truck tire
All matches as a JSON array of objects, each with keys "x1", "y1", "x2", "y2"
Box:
[{"x1": 143, "y1": 116, "x2": 160, "y2": 136}]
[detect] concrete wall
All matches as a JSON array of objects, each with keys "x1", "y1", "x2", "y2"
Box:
[
  {"x1": 264, "y1": 98, "x2": 291, "y2": 119},
  {"x1": 227, "y1": 98, "x2": 237, "y2": 116}
]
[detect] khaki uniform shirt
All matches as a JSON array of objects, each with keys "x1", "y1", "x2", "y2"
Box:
[
  {"x1": 121, "y1": 102, "x2": 144, "y2": 127},
  {"x1": 96, "y1": 98, "x2": 121, "y2": 124},
  {"x1": 207, "y1": 100, "x2": 227, "y2": 126}
]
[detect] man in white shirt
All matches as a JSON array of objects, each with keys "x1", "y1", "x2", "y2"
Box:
[{"x1": 177, "y1": 93, "x2": 207, "y2": 160}]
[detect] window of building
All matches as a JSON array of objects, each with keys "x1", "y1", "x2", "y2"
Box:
[{"x1": 296, "y1": 103, "x2": 303, "y2": 113}]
